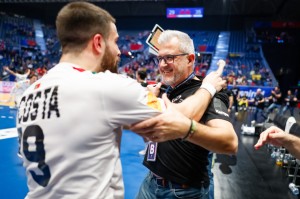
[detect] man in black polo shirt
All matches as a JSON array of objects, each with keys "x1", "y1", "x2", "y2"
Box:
[
  {"x1": 250, "y1": 88, "x2": 265, "y2": 123},
  {"x1": 132, "y1": 30, "x2": 238, "y2": 199},
  {"x1": 266, "y1": 86, "x2": 282, "y2": 116},
  {"x1": 230, "y1": 81, "x2": 240, "y2": 115}
]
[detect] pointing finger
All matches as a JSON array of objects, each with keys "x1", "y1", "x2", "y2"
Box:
[{"x1": 216, "y1": 59, "x2": 225, "y2": 75}]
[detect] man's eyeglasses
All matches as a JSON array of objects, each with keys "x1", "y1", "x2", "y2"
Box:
[{"x1": 154, "y1": 53, "x2": 188, "y2": 65}]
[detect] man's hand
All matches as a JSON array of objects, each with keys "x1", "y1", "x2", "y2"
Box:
[
  {"x1": 202, "y1": 59, "x2": 226, "y2": 92},
  {"x1": 146, "y1": 82, "x2": 162, "y2": 97},
  {"x1": 130, "y1": 94, "x2": 190, "y2": 142},
  {"x1": 254, "y1": 126, "x2": 285, "y2": 149}
]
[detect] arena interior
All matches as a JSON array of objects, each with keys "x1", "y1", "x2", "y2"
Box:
[{"x1": 1, "y1": 0, "x2": 300, "y2": 199}]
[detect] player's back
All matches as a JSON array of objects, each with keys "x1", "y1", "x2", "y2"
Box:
[{"x1": 17, "y1": 63, "x2": 126, "y2": 199}]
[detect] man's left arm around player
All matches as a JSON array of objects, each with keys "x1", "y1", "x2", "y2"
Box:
[{"x1": 131, "y1": 94, "x2": 238, "y2": 155}]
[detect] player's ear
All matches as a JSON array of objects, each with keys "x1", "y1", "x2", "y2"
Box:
[{"x1": 92, "y1": 34, "x2": 105, "y2": 54}]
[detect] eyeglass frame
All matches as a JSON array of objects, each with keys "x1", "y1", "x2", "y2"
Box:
[{"x1": 154, "y1": 53, "x2": 188, "y2": 65}]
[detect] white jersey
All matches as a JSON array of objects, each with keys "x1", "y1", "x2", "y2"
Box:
[
  {"x1": 17, "y1": 62, "x2": 164, "y2": 199},
  {"x1": 13, "y1": 79, "x2": 31, "y2": 105},
  {"x1": 15, "y1": 73, "x2": 29, "y2": 82}
]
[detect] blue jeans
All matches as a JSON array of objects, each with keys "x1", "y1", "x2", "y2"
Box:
[
  {"x1": 281, "y1": 105, "x2": 295, "y2": 116},
  {"x1": 254, "y1": 107, "x2": 264, "y2": 122},
  {"x1": 207, "y1": 152, "x2": 214, "y2": 199},
  {"x1": 135, "y1": 172, "x2": 209, "y2": 199},
  {"x1": 267, "y1": 103, "x2": 281, "y2": 114}
]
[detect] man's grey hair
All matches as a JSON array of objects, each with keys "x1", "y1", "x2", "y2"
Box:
[{"x1": 158, "y1": 30, "x2": 195, "y2": 55}]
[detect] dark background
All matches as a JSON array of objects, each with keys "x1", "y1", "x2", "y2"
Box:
[{"x1": 1, "y1": 0, "x2": 300, "y2": 29}]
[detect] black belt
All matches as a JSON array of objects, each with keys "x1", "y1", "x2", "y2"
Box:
[{"x1": 151, "y1": 173, "x2": 209, "y2": 189}]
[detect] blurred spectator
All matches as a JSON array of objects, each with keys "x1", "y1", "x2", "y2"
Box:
[{"x1": 280, "y1": 89, "x2": 298, "y2": 116}]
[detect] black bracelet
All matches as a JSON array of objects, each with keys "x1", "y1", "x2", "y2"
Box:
[{"x1": 182, "y1": 119, "x2": 194, "y2": 141}]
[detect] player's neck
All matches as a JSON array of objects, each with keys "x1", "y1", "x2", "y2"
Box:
[{"x1": 59, "y1": 52, "x2": 100, "y2": 73}]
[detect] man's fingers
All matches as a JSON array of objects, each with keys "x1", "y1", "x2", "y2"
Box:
[
  {"x1": 221, "y1": 79, "x2": 226, "y2": 86},
  {"x1": 254, "y1": 141, "x2": 261, "y2": 149},
  {"x1": 156, "y1": 82, "x2": 162, "y2": 89},
  {"x1": 254, "y1": 143, "x2": 262, "y2": 150},
  {"x1": 268, "y1": 133, "x2": 282, "y2": 140},
  {"x1": 254, "y1": 134, "x2": 267, "y2": 150},
  {"x1": 131, "y1": 118, "x2": 158, "y2": 132},
  {"x1": 254, "y1": 126, "x2": 281, "y2": 150},
  {"x1": 147, "y1": 83, "x2": 161, "y2": 97},
  {"x1": 216, "y1": 59, "x2": 225, "y2": 75}
]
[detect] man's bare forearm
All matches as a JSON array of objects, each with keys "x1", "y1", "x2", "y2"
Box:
[
  {"x1": 283, "y1": 134, "x2": 300, "y2": 159},
  {"x1": 175, "y1": 88, "x2": 211, "y2": 121}
]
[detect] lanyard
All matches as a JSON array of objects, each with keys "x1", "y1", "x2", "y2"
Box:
[{"x1": 166, "y1": 72, "x2": 196, "y2": 94}]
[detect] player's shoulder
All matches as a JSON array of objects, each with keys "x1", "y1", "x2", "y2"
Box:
[{"x1": 99, "y1": 71, "x2": 138, "y2": 85}]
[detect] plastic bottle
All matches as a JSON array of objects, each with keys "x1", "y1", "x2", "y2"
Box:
[
  {"x1": 276, "y1": 154, "x2": 283, "y2": 167},
  {"x1": 289, "y1": 183, "x2": 299, "y2": 195},
  {"x1": 270, "y1": 148, "x2": 277, "y2": 159},
  {"x1": 283, "y1": 154, "x2": 290, "y2": 166}
]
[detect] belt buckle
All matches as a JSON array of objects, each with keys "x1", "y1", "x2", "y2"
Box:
[
  {"x1": 152, "y1": 173, "x2": 189, "y2": 189},
  {"x1": 181, "y1": 184, "x2": 189, "y2": 189},
  {"x1": 156, "y1": 178, "x2": 168, "y2": 187},
  {"x1": 172, "y1": 182, "x2": 189, "y2": 189},
  {"x1": 162, "y1": 179, "x2": 167, "y2": 187}
]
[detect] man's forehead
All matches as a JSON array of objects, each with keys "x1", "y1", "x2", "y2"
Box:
[
  {"x1": 158, "y1": 44, "x2": 180, "y2": 55},
  {"x1": 109, "y1": 23, "x2": 118, "y2": 37}
]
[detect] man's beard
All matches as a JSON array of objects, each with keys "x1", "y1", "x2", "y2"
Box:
[
  {"x1": 162, "y1": 73, "x2": 182, "y2": 87},
  {"x1": 101, "y1": 46, "x2": 120, "y2": 73},
  {"x1": 162, "y1": 77, "x2": 175, "y2": 86}
]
